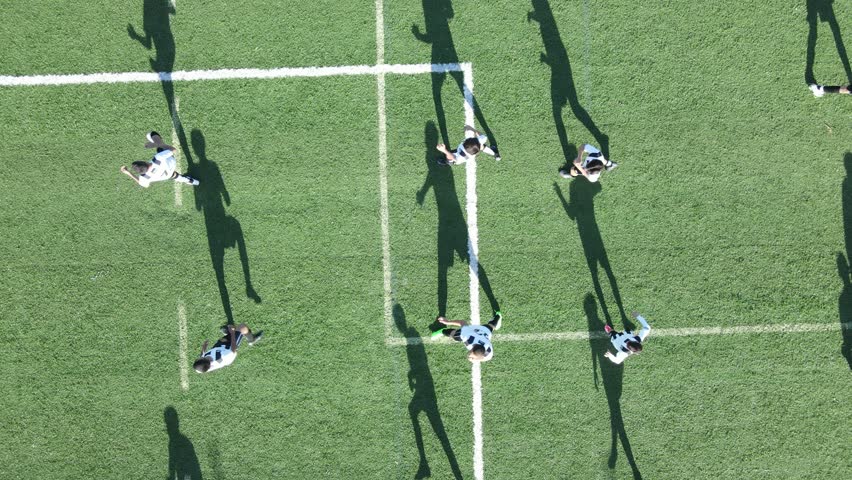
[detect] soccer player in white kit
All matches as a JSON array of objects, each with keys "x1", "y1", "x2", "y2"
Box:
[
  {"x1": 435, "y1": 125, "x2": 501, "y2": 166},
  {"x1": 193, "y1": 323, "x2": 263, "y2": 373},
  {"x1": 120, "y1": 131, "x2": 199, "y2": 188},
  {"x1": 604, "y1": 311, "x2": 651, "y2": 364},
  {"x1": 431, "y1": 312, "x2": 502, "y2": 362},
  {"x1": 559, "y1": 143, "x2": 617, "y2": 182},
  {"x1": 809, "y1": 84, "x2": 851, "y2": 97}
]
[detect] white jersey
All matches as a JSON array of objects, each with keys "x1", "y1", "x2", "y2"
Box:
[
  {"x1": 138, "y1": 149, "x2": 177, "y2": 187},
  {"x1": 581, "y1": 144, "x2": 605, "y2": 183},
  {"x1": 200, "y1": 344, "x2": 237, "y2": 372},
  {"x1": 459, "y1": 324, "x2": 494, "y2": 361},
  {"x1": 608, "y1": 315, "x2": 651, "y2": 364},
  {"x1": 452, "y1": 134, "x2": 489, "y2": 165}
]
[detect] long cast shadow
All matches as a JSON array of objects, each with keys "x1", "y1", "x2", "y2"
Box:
[
  {"x1": 417, "y1": 121, "x2": 499, "y2": 317},
  {"x1": 805, "y1": 0, "x2": 852, "y2": 85},
  {"x1": 187, "y1": 129, "x2": 261, "y2": 325},
  {"x1": 583, "y1": 294, "x2": 642, "y2": 479},
  {"x1": 555, "y1": 180, "x2": 627, "y2": 326},
  {"x1": 413, "y1": 0, "x2": 497, "y2": 147},
  {"x1": 528, "y1": 0, "x2": 609, "y2": 160},
  {"x1": 164, "y1": 407, "x2": 203, "y2": 480},
  {"x1": 128, "y1": 0, "x2": 193, "y2": 160},
  {"x1": 394, "y1": 304, "x2": 462, "y2": 479},
  {"x1": 838, "y1": 152, "x2": 852, "y2": 369}
]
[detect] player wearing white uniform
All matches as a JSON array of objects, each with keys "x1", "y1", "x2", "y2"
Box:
[
  {"x1": 435, "y1": 125, "x2": 501, "y2": 166},
  {"x1": 604, "y1": 311, "x2": 650, "y2": 365},
  {"x1": 431, "y1": 312, "x2": 502, "y2": 362},
  {"x1": 193, "y1": 323, "x2": 263, "y2": 373},
  {"x1": 559, "y1": 143, "x2": 617, "y2": 182},
  {"x1": 121, "y1": 131, "x2": 199, "y2": 188}
]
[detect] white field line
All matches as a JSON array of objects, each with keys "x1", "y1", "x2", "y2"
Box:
[
  {"x1": 375, "y1": 0, "x2": 393, "y2": 339},
  {"x1": 0, "y1": 63, "x2": 469, "y2": 87},
  {"x1": 170, "y1": 97, "x2": 182, "y2": 208},
  {"x1": 177, "y1": 301, "x2": 189, "y2": 391},
  {"x1": 461, "y1": 64, "x2": 485, "y2": 480},
  {"x1": 384, "y1": 322, "x2": 852, "y2": 346}
]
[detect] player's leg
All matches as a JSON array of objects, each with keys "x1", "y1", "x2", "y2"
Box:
[
  {"x1": 486, "y1": 311, "x2": 502, "y2": 331},
  {"x1": 237, "y1": 323, "x2": 263, "y2": 346},
  {"x1": 172, "y1": 172, "x2": 200, "y2": 185}
]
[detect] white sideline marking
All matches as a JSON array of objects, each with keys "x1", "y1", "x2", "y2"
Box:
[
  {"x1": 0, "y1": 63, "x2": 469, "y2": 87},
  {"x1": 460, "y1": 65, "x2": 485, "y2": 480},
  {"x1": 171, "y1": 97, "x2": 182, "y2": 208},
  {"x1": 177, "y1": 302, "x2": 189, "y2": 391},
  {"x1": 375, "y1": 0, "x2": 393, "y2": 339},
  {"x1": 385, "y1": 322, "x2": 852, "y2": 346}
]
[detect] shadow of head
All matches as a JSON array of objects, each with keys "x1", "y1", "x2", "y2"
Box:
[
  {"x1": 191, "y1": 129, "x2": 207, "y2": 163},
  {"x1": 164, "y1": 406, "x2": 179, "y2": 436}
]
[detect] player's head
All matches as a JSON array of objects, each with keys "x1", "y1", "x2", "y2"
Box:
[
  {"x1": 468, "y1": 344, "x2": 489, "y2": 362},
  {"x1": 463, "y1": 138, "x2": 481, "y2": 156},
  {"x1": 586, "y1": 159, "x2": 605, "y2": 174},
  {"x1": 131, "y1": 161, "x2": 150, "y2": 174},
  {"x1": 626, "y1": 340, "x2": 643, "y2": 353},
  {"x1": 193, "y1": 357, "x2": 211, "y2": 373}
]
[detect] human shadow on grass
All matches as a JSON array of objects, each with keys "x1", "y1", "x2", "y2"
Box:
[
  {"x1": 187, "y1": 129, "x2": 261, "y2": 325},
  {"x1": 394, "y1": 304, "x2": 463, "y2": 479},
  {"x1": 805, "y1": 0, "x2": 852, "y2": 85},
  {"x1": 528, "y1": 0, "x2": 609, "y2": 161},
  {"x1": 417, "y1": 121, "x2": 500, "y2": 318},
  {"x1": 583, "y1": 294, "x2": 642, "y2": 479},
  {"x1": 127, "y1": 0, "x2": 192, "y2": 160},
  {"x1": 837, "y1": 152, "x2": 852, "y2": 369},
  {"x1": 413, "y1": 0, "x2": 497, "y2": 148},
  {"x1": 554, "y1": 179, "x2": 628, "y2": 327},
  {"x1": 164, "y1": 407, "x2": 203, "y2": 480}
]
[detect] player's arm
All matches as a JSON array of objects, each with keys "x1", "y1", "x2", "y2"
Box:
[
  {"x1": 439, "y1": 317, "x2": 468, "y2": 327},
  {"x1": 228, "y1": 325, "x2": 238, "y2": 352},
  {"x1": 200, "y1": 340, "x2": 209, "y2": 356},
  {"x1": 436, "y1": 144, "x2": 455, "y2": 162},
  {"x1": 120, "y1": 166, "x2": 148, "y2": 187},
  {"x1": 632, "y1": 311, "x2": 651, "y2": 341},
  {"x1": 604, "y1": 350, "x2": 628, "y2": 364},
  {"x1": 464, "y1": 125, "x2": 481, "y2": 137}
]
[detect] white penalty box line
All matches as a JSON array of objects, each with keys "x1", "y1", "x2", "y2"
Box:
[{"x1": 0, "y1": 63, "x2": 472, "y2": 86}]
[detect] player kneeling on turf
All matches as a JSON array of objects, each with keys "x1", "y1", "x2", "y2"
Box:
[
  {"x1": 431, "y1": 312, "x2": 502, "y2": 362},
  {"x1": 120, "y1": 131, "x2": 199, "y2": 188},
  {"x1": 435, "y1": 125, "x2": 501, "y2": 166},
  {"x1": 194, "y1": 323, "x2": 262, "y2": 373},
  {"x1": 603, "y1": 311, "x2": 650, "y2": 365}
]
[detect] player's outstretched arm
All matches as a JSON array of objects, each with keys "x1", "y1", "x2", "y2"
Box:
[
  {"x1": 228, "y1": 325, "x2": 238, "y2": 352},
  {"x1": 200, "y1": 340, "x2": 209, "y2": 356},
  {"x1": 120, "y1": 166, "x2": 146, "y2": 187},
  {"x1": 436, "y1": 144, "x2": 455, "y2": 162},
  {"x1": 438, "y1": 317, "x2": 467, "y2": 327},
  {"x1": 632, "y1": 312, "x2": 651, "y2": 341}
]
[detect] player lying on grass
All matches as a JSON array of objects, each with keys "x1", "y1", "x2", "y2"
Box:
[
  {"x1": 559, "y1": 143, "x2": 617, "y2": 182},
  {"x1": 809, "y1": 84, "x2": 850, "y2": 97},
  {"x1": 604, "y1": 311, "x2": 650, "y2": 364},
  {"x1": 120, "y1": 131, "x2": 199, "y2": 188},
  {"x1": 193, "y1": 323, "x2": 262, "y2": 373},
  {"x1": 435, "y1": 125, "x2": 501, "y2": 166},
  {"x1": 431, "y1": 312, "x2": 502, "y2": 362}
]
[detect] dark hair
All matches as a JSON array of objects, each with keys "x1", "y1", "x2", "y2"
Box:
[
  {"x1": 193, "y1": 358, "x2": 211, "y2": 373},
  {"x1": 626, "y1": 341, "x2": 643, "y2": 353},
  {"x1": 470, "y1": 344, "x2": 487, "y2": 359},
  {"x1": 131, "y1": 161, "x2": 149, "y2": 174},
  {"x1": 463, "y1": 138, "x2": 481, "y2": 155},
  {"x1": 585, "y1": 159, "x2": 604, "y2": 174}
]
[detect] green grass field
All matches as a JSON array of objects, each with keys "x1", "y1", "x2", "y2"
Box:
[{"x1": 1, "y1": 1, "x2": 851, "y2": 479}]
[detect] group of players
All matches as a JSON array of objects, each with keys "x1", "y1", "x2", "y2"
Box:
[{"x1": 120, "y1": 124, "x2": 654, "y2": 371}]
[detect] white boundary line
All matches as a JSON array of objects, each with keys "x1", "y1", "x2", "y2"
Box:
[
  {"x1": 375, "y1": 0, "x2": 394, "y2": 340},
  {"x1": 177, "y1": 301, "x2": 189, "y2": 391},
  {"x1": 460, "y1": 64, "x2": 486, "y2": 480},
  {"x1": 385, "y1": 321, "x2": 852, "y2": 346},
  {"x1": 0, "y1": 63, "x2": 469, "y2": 87}
]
